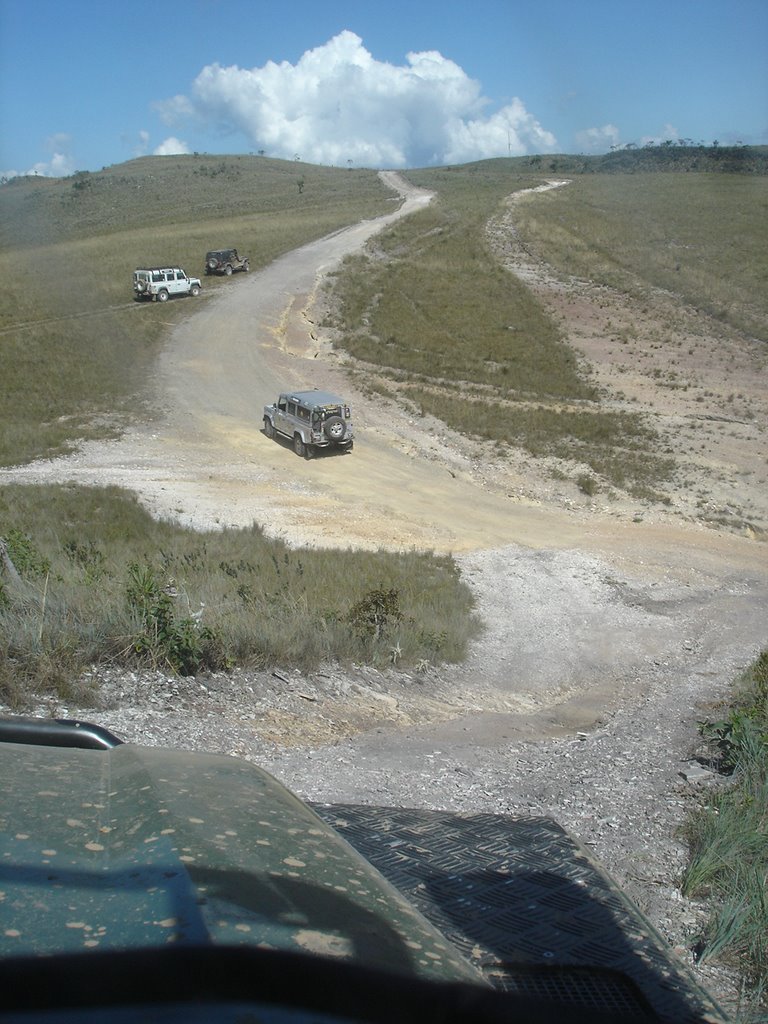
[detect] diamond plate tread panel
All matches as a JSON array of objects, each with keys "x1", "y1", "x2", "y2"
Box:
[{"x1": 312, "y1": 804, "x2": 728, "y2": 1024}]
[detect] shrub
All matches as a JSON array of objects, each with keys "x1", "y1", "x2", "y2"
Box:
[{"x1": 125, "y1": 563, "x2": 223, "y2": 676}]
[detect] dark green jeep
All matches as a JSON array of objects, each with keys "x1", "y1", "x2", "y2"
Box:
[{"x1": 0, "y1": 717, "x2": 726, "y2": 1023}]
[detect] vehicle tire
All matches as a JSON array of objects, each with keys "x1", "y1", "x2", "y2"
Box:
[
  {"x1": 324, "y1": 416, "x2": 346, "y2": 441},
  {"x1": 225, "y1": 265, "x2": 233, "y2": 276},
  {"x1": 243, "y1": 261, "x2": 249, "y2": 272},
  {"x1": 189, "y1": 284, "x2": 200, "y2": 297},
  {"x1": 293, "y1": 434, "x2": 306, "y2": 458},
  {"x1": 264, "y1": 417, "x2": 275, "y2": 439},
  {"x1": 156, "y1": 290, "x2": 169, "y2": 302},
  {"x1": 136, "y1": 280, "x2": 147, "y2": 294},
  {"x1": 207, "y1": 259, "x2": 218, "y2": 271}
]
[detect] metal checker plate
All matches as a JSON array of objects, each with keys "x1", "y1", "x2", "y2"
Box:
[{"x1": 311, "y1": 805, "x2": 727, "y2": 1024}]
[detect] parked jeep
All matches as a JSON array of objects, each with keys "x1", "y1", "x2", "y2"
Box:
[
  {"x1": 263, "y1": 389, "x2": 354, "y2": 458},
  {"x1": 205, "y1": 248, "x2": 249, "y2": 276},
  {"x1": 133, "y1": 267, "x2": 202, "y2": 302}
]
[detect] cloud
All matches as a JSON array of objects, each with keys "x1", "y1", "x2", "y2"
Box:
[
  {"x1": 153, "y1": 136, "x2": 190, "y2": 156},
  {"x1": 640, "y1": 123, "x2": 680, "y2": 147},
  {"x1": 2, "y1": 133, "x2": 77, "y2": 180},
  {"x1": 156, "y1": 30, "x2": 556, "y2": 166},
  {"x1": 575, "y1": 123, "x2": 620, "y2": 154}
]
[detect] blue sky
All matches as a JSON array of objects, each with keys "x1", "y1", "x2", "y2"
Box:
[{"x1": 1, "y1": 0, "x2": 766, "y2": 178}]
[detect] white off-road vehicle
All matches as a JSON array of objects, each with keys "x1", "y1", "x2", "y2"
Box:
[
  {"x1": 133, "y1": 267, "x2": 202, "y2": 302},
  {"x1": 263, "y1": 390, "x2": 354, "y2": 458}
]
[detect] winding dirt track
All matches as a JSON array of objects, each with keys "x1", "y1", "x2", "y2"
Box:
[{"x1": 2, "y1": 172, "x2": 767, "y2": 725}]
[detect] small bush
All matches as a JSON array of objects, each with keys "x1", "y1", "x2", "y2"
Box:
[
  {"x1": 347, "y1": 588, "x2": 403, "y2": 641},
  {"x1": 684, "y1": 649, "x2": 768, "y2": 1010},
  {"x1": 577, "y1": 473, "x2": 599, "y2": 496},
  {"x1": 125, "y1": 563, "x2": 223, "y2": 676}
]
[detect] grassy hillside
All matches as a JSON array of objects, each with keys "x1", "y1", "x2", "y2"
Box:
[
  {"x1": 327, "y1": 164, "x2": 633, "y2": 494},
  {"x1": 510, "y1": 172, "x2": 768, "y2": 343},
  {"x1": 321, "y1": 155, "x2": 765, "y2": 498},
  {"x1": 0, "y1": 154, "x2": 392, "y2": 249},
  {"x1": 0, "y1": 155, "x2": 393, "y2": 465},
  {"x1": 0, "y1": 155, "x2": 485, "y2": 701}
]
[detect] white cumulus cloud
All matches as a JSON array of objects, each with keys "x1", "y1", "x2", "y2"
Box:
[
  {"x1": 156, "y1": 30, "x2": 556, "y2": 166},
  {"x1": 154, "y1": 136, "x2": 190, "y2": 156},
  {"x1": 575, "y1": 124, "x2": 620, "y2": 154},
  {"x1": 4, "y1": 133, "x2": 78, "y2": 179}
]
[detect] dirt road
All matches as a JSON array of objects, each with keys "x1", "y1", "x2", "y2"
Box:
[{"x1": 3, "y1": 171, "x2": 766, "y2": 728}]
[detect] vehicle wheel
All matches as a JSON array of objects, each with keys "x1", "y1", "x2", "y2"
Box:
[
  {"x1": 324, "y1": 416, "x2": 346, "y2": 441},
  {"x1": 207, "y1": 259, "x2": 218, "y2": 271},
  {"x1": 156, "y1": 290, "x2": 169, "y2": 302},
  {"x1": 293, "y1": 435, "x2": 306, "y2": 458},
  {"x1": 225, "y1": 265, "x2": 233, "y2": 276},
  {"x1": 136, "y1": 281, "x2": 147, "y2": 294},
  {"x1": 190, "y1": 284, "x2": 200, "y2": 297},
  {"x1": 243, "y1": 261, "x2": 249, "y2": 272},
  {"x1": 263, "y1": 417, "x2": 275, "y2": 439}
]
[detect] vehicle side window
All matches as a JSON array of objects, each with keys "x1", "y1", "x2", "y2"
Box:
[
  {"x1": 176, "y1": 271, "x2": 186, "y2": 281},
  {"x1": 152, "y1": 272, "x2": 162, "y2": 282},
  {"x1": 297, "y1": 406, "x2": 310, "y2": 421},
  {"x1": 278, "y1": 400, "x2": 287, "y2": 412},
  {"x1": 287, "y1": 403, "x2": 297, "y2": 416}
]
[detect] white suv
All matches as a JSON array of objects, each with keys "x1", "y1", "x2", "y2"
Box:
[
  {"x1": 263, "y1": 390, "x2": 354, "y2": 458},
  {"x1": 133, "y1": 267, "x2": 202, "y2": 302}
]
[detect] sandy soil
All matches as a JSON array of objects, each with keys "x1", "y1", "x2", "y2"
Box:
[{"x1": 2, "y1": 172, "x2": 767, "y2": 1015}]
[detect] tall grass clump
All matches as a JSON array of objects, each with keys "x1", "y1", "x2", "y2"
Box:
[
  {"x1": 0, "y1": 485, "x2": 479, "y2": 707},
  {"x1": 682, "y1": 650, "x2": 768, "y2": 1014}
]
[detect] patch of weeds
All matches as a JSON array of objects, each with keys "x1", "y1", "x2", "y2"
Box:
[
  {"x1": 125, "y1": 562, "x2": 223, "y2": 675},
  {"x1": 347, "y1": 588, "x2": 403, "y2": 641},
  {"x1": 3, "y1": 529, "x2": 53, "y2": 580},
  {"x1": 576, "y1": 473, "x2": 599, "y2": 496},
  {"x1": 63, "y1": 539, "x2": 109, "y2": 584}
]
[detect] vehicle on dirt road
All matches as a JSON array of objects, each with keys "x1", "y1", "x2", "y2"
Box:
[
  {"x1": 204, "y1": 248, "x2": 250, "y2": 276},
  {"x1": 263, "y1": 389, "x2": 354, "y2": 458},
  {"x1": 0, "y1": 715, "x2": 728, "y2": 1023},
  {"x1": 133, "y1": 267, "x2": 202, "y2": 302}
]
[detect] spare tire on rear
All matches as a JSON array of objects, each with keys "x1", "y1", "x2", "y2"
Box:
[{"x1": 323, "y1": 416, "x2": 347, "y2": 441}]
